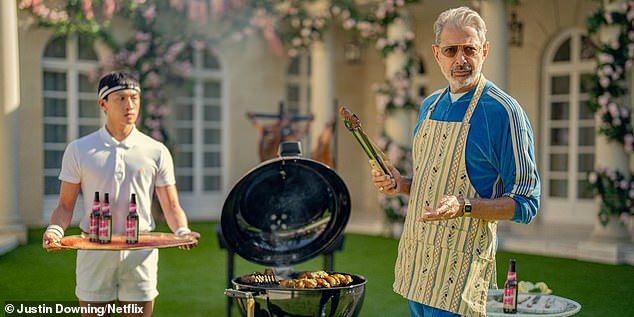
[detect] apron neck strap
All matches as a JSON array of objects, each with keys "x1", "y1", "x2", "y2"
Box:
[
  {"x1": 426, "y1": 89, "x2": 446, "y2": 120},
  {"x1": 463, "y1": 75, "x2": 486, "y2": 123},
  {"x1": 425, "y1": 75, "x2": 487, "y2": 123}
]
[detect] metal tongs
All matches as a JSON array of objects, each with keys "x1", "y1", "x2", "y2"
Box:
[{"x1": 339, "y1": 106, "x2": 392, "y2": 177}]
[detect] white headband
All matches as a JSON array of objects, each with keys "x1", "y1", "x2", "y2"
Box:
[{"x1": 98, "y1": 84, "x2": 141, "y2": 99}]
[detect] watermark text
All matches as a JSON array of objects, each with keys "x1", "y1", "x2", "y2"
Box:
[{"x1": 4, "y1": 301, "x2": 143, "y2": 316}]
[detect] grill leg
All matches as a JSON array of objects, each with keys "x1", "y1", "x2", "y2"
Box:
[
  {"x1": 323, "y1": 234, "x2": 345, "y2": 272},
  {"x1": 324, "y1": 252, "x2": 334, "y2": 272},
  {"x1": 227, "y1": 249, "x2": 234, "y2": 317},
  {"x1": 217, "y1": 224, "x2": 235, "y2": 317}
]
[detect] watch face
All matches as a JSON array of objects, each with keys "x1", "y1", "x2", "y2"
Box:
[{"x1": 464, "y1": 199, "x2": 472, "y2": 215}]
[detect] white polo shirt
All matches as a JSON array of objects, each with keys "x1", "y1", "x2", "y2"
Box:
[{"x1": 59, "y1": 126, "x2": 176, "y2": 234}]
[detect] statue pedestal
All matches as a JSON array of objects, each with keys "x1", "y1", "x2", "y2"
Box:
[
  {"x1": 0, "y1": 223, "x2": 27, "y2": 256},
  {"x1": 578, "y1": 240, "x2": 634, "y2": 264},
  {"x1": 590, "y1": 216, "x2": 631, "y2": 242},
  {"x1": 578, "y1": 216, "x2": 634, "y2": 264}
]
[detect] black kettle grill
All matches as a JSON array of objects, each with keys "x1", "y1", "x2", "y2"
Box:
[{"x1": 219, "y1": 142, "x2": 366, "y2": 317}]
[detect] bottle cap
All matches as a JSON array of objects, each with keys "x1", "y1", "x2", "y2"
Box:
[
  {"x1": 104, "y1": 193, "x2": 109, "y2": 203},
  {"x1": 94, "y1": 192, "x2": 99, "y2": 201},
  {"x1": 131, "y1": 193, "x2": 136, "y2": 204}
]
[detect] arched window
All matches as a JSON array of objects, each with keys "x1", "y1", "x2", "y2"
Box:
[
  {"x1": 541, "y1": 29, "x2": 596, "y2": 224},
  {"x1": 42, "y1": 34, "x2": 100, "y2": 213},
  {"x1": 170, "y1": 46, "x2": 225, "y2": 219}
]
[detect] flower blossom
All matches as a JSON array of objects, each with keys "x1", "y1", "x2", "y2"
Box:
[
  {"x1": 375, "y1": 38, "x2": 387, "y2": 50},
  {"x1": 588, "y1": 172, "x2": 598, "y2": 184},
  {"x1": 600, "y1": 76, "x2": 611, "y2": 88},
  {"x1": 151, "y1": 129, "x2": 164, "y2": 141},
  {"x1": 598, "y1": 53, "x2": 614, "y2": 64},
  {"x1": 376, "y1": 94, "x2": 389, "y2": 112},
  {"x1": 169, "y1": 0, "x2": 185, "y2": 11},
  {"x1": 598, "y1": 92, "x2": 610, "y2": 106},
  {"x1": 388, "y1": 143, "x2": 403, "y2": 164},
  {"x1": 144, "y1": 72, "x2": 161, "y2": 88},
  {"x1": 81, "y1": 0, "x2": 94, "y2": 20},
  {"x1": 620, "y1": 212, "x2": 629, "y2": 225},
  {"x1": 102, "y1": 0, "x2": 116, "y2": 19},
  {"x1": 142, "y1": 4, "x2": 156, "y2": 23},
  {"x1": 621, "y1": 180, "x2": 629, "y2": 190},
  {"x1": 342, "y1": 19, "x2": 355, "y2": 30}
]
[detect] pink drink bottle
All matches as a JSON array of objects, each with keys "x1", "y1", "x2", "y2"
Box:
[
  {"x1": 89, "y1": 192, "x2": 100, "y2": 242},
  {"x1": 99, "y1": 193, "x2": 112, "y2": 244},
  {"x1": 503, "y1": 259, "x2": 518, "y2": 314},
  {"x1": 126, "y1": 193, "x2": 139, "y2": 244}
]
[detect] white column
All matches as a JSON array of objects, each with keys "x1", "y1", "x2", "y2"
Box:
[
  {"x1": 309, "y1": 32, "x2": 335, "y2": 152},
  {"x1": 385, "y1": 16, "x2": 408, "y2": 78},
  {"x1": 479, "y1": 0, "x2": 508, "y2": 90},
  {"x1": 595, "y1": 1, "x2": 628, "y2": 178},
  {"x1": 383, "y1": 12, "x2": 414, "y2": 148},
  {"x1": 591, "y1": 0, "x2": 631, "y2": 241},
  {"x1": 0, "y1": 0, "x2": 26, "y2": 247}
]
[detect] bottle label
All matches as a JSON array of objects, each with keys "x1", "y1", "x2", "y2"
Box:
[
  {"x1": 99, "y1": 218, "x2": 111, "y2": 243},
  {"x1": 503, "y1": 287, "x2": 515, "y2": 305},
  {"x1": 503, "y1": 284, "x2": 518, "y2": 312},
  {"x1": 89, "y1": 217, "x2": 99, "y2": 241},
  {"x1": 89, "y1": 202, "x2": 100, "y2": 242},
  {"x1": 126, "y1": 217, "x2": 138, "y2": 243}
]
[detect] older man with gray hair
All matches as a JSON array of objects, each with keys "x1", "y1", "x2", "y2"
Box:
[{"x1": 372, "y1": 6, "x2": 540, "y2": 317}]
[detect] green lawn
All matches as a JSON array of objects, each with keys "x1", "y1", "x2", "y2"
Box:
[{"x1": 1, "y1": 222, "x2": 632, "y2": 316}]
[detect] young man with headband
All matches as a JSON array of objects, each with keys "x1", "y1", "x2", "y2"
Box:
[{"x1": 43, "y1": 71, "x2": 200, "y2": 316}]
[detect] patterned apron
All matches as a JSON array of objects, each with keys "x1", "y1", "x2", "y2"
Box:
[{"x1": 393, "y1": 76, "x2": 497, "y2": 317}]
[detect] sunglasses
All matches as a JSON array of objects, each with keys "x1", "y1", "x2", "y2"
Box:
[{"x1": 437, "y1": 44, "x2": 481, "y2": 58}]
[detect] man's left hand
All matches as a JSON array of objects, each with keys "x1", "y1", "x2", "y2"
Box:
[
  {"x1": 178, "y1": 232, "x2": 200, "y2": 250},
  {"x1": 418, "y1": 195, "x2": 463, "y2": 222}
]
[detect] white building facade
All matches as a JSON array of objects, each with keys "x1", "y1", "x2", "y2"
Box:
[{"x1": 4, "y1": 0, "x2": 632, "y2": 263}]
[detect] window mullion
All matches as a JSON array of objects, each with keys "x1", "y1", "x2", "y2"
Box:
[
  {"x1": 194, "y1": 79, "x2": 204, "y2": 196},
  {"x1": 67, "y1": 36, "x2": 78, "y2": 142},
  {"x1": 569, "y1": 71, "x2": 580, "y2": 200}
]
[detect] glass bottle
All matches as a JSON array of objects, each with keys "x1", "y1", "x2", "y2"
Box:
[
  {"x1": 99, "y1": 193, "x2": 112, "y2": 244},
  {"x1": 503, "y1": 258, "x2": 518, "y2": 314},
  {"x1": 89, "y1": 192, "x2": 100, "y2": 242},
  {"x1": 126, "y1": 193, "x2": 139, "y2": 244}
]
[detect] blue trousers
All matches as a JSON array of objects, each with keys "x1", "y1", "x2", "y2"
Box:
[{"x1": 407, "y1": 300, "x2": 464, "y2": 317}]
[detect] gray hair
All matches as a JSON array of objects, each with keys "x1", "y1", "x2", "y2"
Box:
[{"x1": 433, "y1": 6, "x2": 487, "y2": 45}]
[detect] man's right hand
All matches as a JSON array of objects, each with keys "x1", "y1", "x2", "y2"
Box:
[{"x1": 371, "y1": 165, "x2": 402, "y2": 196}]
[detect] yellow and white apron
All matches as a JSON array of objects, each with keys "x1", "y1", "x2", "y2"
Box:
[{"x1": 393, "y1": 77, "x2": 497, "y2": 317}]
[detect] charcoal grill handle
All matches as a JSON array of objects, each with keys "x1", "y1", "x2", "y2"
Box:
[
  {"x1": 225, "y1": 289, "x2": 260, "y2": 317},
  {"x1": 225, "y1": 289, "x2": 256, "y2": 298}
]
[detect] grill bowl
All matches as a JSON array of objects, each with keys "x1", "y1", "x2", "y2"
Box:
[{"x1": 226, "y1": 273, "x2": 367, "y2": 317}]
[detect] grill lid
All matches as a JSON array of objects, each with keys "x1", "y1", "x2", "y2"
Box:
[{"x1": 221, "y1": 142, "x2": 350, "y2": 266}]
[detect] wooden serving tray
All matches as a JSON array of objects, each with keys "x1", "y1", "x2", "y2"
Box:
[{"x1": 57, "y1": 232, "x2": 196, "y2": 250}]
